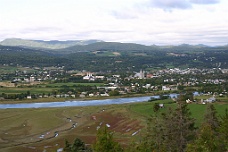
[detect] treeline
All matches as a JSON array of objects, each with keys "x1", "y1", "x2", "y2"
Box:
[
  {"x1": 1, "y1": 45, "x2": 228, "y2": 72},
  {"x1": 64, "y1": 102, "x2": 228, "y2": 152}
]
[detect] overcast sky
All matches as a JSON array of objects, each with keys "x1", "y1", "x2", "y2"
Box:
[{"x1": 0, "y1": 0, "x2": 228, "y2": 46}]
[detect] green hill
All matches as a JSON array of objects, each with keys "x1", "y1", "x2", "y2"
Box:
[{"x1": 0, "y1": 38, "x2": 103, "y2": 50}]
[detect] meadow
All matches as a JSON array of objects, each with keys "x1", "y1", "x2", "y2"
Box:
[{"x1": 0, "y1": 82, "x2": 104, "y2": 94}]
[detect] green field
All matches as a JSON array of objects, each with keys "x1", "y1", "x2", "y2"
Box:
[
  {"x1": 130, "y1": 100, "x2": 228, "y2": 126},
  {"x1": 43, "y1": 82, "x2": 104, "y2": 87},
  {"x1": 0, "y1": 66, "x2": 36, "y2": 74},
  {"x1": 0, "y1": 87, "x2": 55, "y2": 94},
  {"x1": 0, "y1": 82, "x2": 104, "y2": 95}
]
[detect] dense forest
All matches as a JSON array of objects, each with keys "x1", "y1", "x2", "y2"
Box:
[{"x1": 1, "y1": 40, "x2": 228, "y2": 72}]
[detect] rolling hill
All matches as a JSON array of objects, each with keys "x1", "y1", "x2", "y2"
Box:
[{"x1": 0, "y1": 38, "x2": 103, "y2": 50}]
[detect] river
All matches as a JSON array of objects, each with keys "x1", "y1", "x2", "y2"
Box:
[
  {"x1": 0, "y1": 93, "x2": 182, "y2": 109},
  {"x1": 0, "y1": 96, "x2": 152, "y2": 109}
]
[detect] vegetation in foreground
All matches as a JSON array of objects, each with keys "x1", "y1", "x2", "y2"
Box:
[
  {"x1": 64, "y1": 102, "x2": 228, "y2": 152},
  {"x1": 0, "y1": 97, "x2": 227, "y2": 152}
]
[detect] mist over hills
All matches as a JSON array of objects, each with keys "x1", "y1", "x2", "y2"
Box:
[{"x1": 0, "y1": 38, "x2": 103, "y2": 50}]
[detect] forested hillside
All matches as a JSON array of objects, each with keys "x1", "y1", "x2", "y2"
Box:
[
  {"x1": 1, "y1": 40, "x2": 228, "y2": 72},
  {"x1": 0, "y1": 38, "x2": 103, "y2": 50}
]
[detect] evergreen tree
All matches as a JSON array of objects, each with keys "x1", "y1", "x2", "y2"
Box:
[
  {"x1": 186, "y1": 124, "x2": 219, "y2": 152},
  {"x1": 64, "y1": 138, "x2": 92, "y2": 152},
  {"x1": 93, "y1": 126, "x2": 123, "y2": 152},
  {"x1": 146, "y1": 101, "x2": 196, "y2": 152},
  {"x1": 186, "y1": 105, "x2": 223, "y2": 152},
  {"x1": 204, "y1": 104, "x2": 219, "y2": 132},
  {"x1": 64, "y1": 139, "x2": 71, "y2": 152},
  {"x1": 218, "y1": 108, "x2": 228, "y2": 151},
  {"x1": 146, "y1": 113, "x2": 166, "y2": 151}
]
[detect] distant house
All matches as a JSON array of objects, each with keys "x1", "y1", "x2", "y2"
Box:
[
  {"x1": 95, "y1": 76, "x2": 105, "y2": 80},
  {"x1": 30, "y1": 77, "x2": 35, "y2": 82},
  {"x1": 89, "y1": 93, "x2": 94, "y2": 97},
  {"x1": 146, "y1": 74, "x2": 153, "y2": 78},
  {"x1": 205, "y1": 96, "x2": 216, "y2": 103},
  {"x1": 44, "y1": 95, "x2": 48, "y2": 98},
  {"x1": 186, "y1": 99, "x2": 192, "y2": 104},
  {"x1": 71, "y1": 94, "x2": 76, "y2": 98},
  {"x1": 100, "y1": 93, "x2": 109, "y2": 97},
  {"x1": 64, "y1": 94, "x2": 69, "y2": 98},
  {"x1": 83, "y1": 73, "x2": 95, "y2": 81},
  {"x1": 162, "y1": 85, "x2": 177, "y2": 91},
  {"x1": 159, "y1": 104, "x2": 164, "y2": 108},
  {"x1": 162, "y1": 86, "x2": 171, "y2": 91},
  {"x1": 79, "y1": 94, "x2": 86, "y2": 98}
]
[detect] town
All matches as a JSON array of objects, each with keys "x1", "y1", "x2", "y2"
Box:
[{"x1": 1, "y1": 64, "x2": 227, "y2": 103}]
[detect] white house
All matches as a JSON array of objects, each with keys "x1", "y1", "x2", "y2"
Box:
[
  {"x1": 205, "y1": 96, "x2": 216, "y2": 103},
  {"x1": 27, "y1": 95, "x2": 32, "y2": 99},
  {"x1": 83, "y1": 73, "x2": 95, "y2": 81}
]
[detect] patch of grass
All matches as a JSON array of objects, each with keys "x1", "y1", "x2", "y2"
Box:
[
  {"x1": 94, "y1": 51, "x2": 117, "y2": 56},
  {"x1": 0, "y1": 108, "x2": 65, "y2": 134},
  {"x1": 0, "y1": 87, "x2": 55, "y2": 94},
  {"x1": 43, "y1": 82, "x2": 104, "y2": 87},
  {"x1": 0, "y1": 66, "x2": 36, "y2": 74},
  {"x1": 130, "y1": 101, "x2": 228, "y2": 126},
  {"x1": 0, "y1": 82, "x2": 103, "y2": 94},
  {"x1": 129, "y1": 99, "x2": 175, "y2": 117}
]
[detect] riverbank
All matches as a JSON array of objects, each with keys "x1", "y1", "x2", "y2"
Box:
[{"x1": 0, "y1": 93, "x2": 153, "y2": 104}]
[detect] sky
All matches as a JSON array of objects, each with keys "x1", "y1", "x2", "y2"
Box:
[{"x1": 0, "y1": 0, "x2": 228, "y2": 46}]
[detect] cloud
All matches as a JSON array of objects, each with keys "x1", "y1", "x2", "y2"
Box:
[
  {"x1": 144, "y1": 0, "x2": 220, "y2": 10},
  {"x1": 111, "y1": 11, "x2": 138, "y2": 19},
  {"x1": 151, "y1": 0, "x2": 192, "y2": 10},
  {"x1": 21, "y1": 27, "x2": 62, "y2": 34},
  {"x1": 190, "y1": 0, "x2": 220, "y2": 5}
]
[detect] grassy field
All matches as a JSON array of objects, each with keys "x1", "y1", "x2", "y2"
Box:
[
  {"x1": 43, "y1": 82, "x2": 104, "y2": 87},
  {"x1": 129, "y1": 100, "x2": 228, "y2": 126},
  {"x1": 0, "y1": 66, "x2": 36, "y2": 74},
  {"x1": 0, "y1": 99, "x2": 227, "y2": 152},
  {"x1": 0, "y1": 82, "x2": 104, "y2": 95},
  {"x1": 0, "y1": 87, "x2": 55, "y2": 94}
]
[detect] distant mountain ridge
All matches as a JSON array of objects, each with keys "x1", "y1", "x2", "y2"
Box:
[
  {"x1": 0, "y1": 38, "x2": 103, "y2": 49},
  {"x1": 1, "y1": 40, "x2": 228, "y2": 70},
  {"x1": 1, "y1": 38, "x2": 227, "y2": 54},
  {"x1": 58, "y1": 42, "x2": 157, "y2": 53}
]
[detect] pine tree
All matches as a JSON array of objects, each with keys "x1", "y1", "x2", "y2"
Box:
[
  {"x1": 204, "y1": 104, "x2": 219, "y2": 132},
  {"x1": 186, "y1": 124, "x2": 218, "y2": 152},
  {"x1": 64, "y1": 139, "x2": 71, "y2": 152},
  {"x1": 64, "y1": 138, "x2": 92, "y2": 152},
  {"x1": 146, "y1": 101, "x2": 196, "y2": 152},
  {"x1": 186, "y1": 105, "x2": 224, "y2": 152},
  {"x1": 71, "y1": 138, "x2": 87, "y2": 152},
  {"x1": 218, "y1": 108, "x2": 228, "y2": 151},
  {"x1": 146, "y1": 113, "x2": 166, "y2": 151},
  {"x1": 93, "y1": 126, "x2": 123, "y2": 152}
]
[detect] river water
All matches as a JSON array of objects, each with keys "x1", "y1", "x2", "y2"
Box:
[{"x1": 0, "y1": 96, "x2": 152, "y2": 109}]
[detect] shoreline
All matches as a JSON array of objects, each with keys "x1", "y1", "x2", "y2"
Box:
[
  {"x1": 0, "y1": 93, "x2": 153, "y2": 104},
  {"x1": 0, "y1": 96, "x2": 152, "y2": 109}
]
